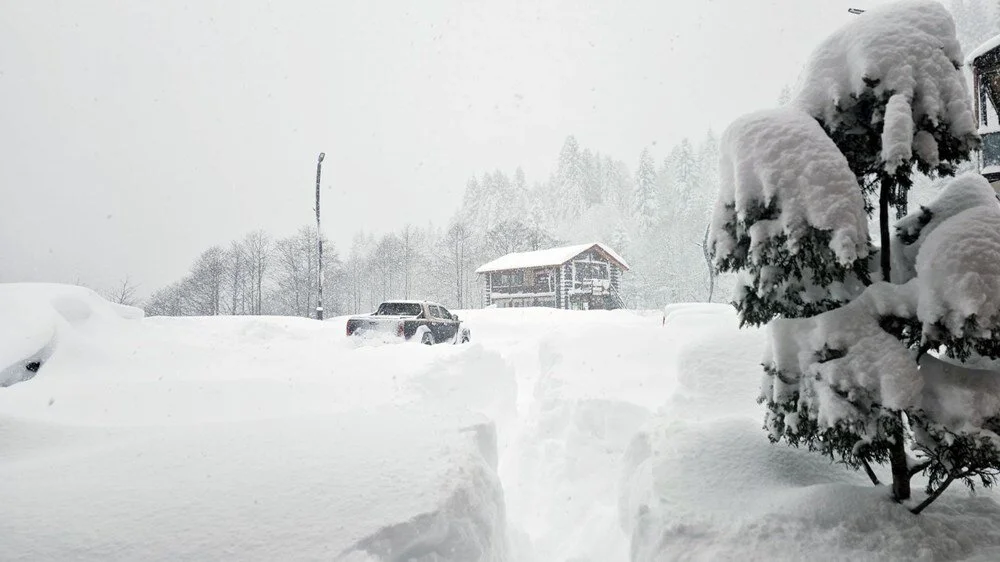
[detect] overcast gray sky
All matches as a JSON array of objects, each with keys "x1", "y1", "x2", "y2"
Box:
[{"x1": 0, "y1": 0, "x2": 879, "y2": 294}]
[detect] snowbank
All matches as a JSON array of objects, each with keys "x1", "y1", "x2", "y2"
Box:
[
  {"x1": 0, "y1": 284, "x2": 513, "y2": 561},
  {"x1": 1, "y1": 408, "x2": 508, "y2": 562},
  {"x1": 0, "y1": 283, "x2": 142, "y2": 387},
  {"x1": 7, "y1": 288, "x2": 1000, "y2": 561}
]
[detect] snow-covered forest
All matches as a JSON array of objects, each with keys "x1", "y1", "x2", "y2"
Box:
[{"x1": 143, "y1": 132, "x2": 724, "y2": 316}]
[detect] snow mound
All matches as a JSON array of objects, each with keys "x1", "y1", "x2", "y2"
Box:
[
  {"x1": 0, "y1": 285, "x2": 512, "y2": 561},
  {"x1": 655, "y1": 303, "x2": 766, "y2": 423},
  {"x1": 711, "y1": 106, "x2": 868, "y2": 267},
  {"x1": 408, "y1": 343, "x2": 518, "y2": 433},
  {"x1": 626, "y1": 419, "x2": 1000, "y2": 562},
  {"x1": 916, "y1": 202, "x2": 1000, "y2": 337},
  {"x1": 893, "y1": 174, "x2": 1000, "y2": 283},
  {"x1": 661, "y1": 302, "x2": 736, "y2": 328},
  {"x1": 0, "y1": 408, "x2": 508, "y2": 562},
  {"x1": 794, "y1": 0, "x2": 975, "y2": 174},
  {"x1": 0, "y1": 283, "x2": 142, "y2": 387}
]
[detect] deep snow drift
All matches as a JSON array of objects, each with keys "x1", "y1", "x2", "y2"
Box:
[
  {"x1": 0, "y1": 284, "x2": 510, "y2": 561},
  {"x1": 3, "y1": 285, "x2": 1000, "y2": 561}
]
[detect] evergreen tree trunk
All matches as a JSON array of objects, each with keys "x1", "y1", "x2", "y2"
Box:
[
  {"x1": 890, "y1": 430, "x2": 911, "y2": 500},
  {"x1": 880, "y1": 177, "x2": 912, "y2": 501}
]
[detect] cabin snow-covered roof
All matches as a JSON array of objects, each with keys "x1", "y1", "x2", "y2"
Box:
[{"x1": 475, "y1": 242, "x2": 630, "y2": 274}]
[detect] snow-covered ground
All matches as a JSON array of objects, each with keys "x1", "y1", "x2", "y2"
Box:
[{"x1": 3, "y1": 284, "x2": 1000, "y2": 561}]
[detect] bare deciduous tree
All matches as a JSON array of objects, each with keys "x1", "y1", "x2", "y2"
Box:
[
  {"x1": 243, "y1": 230, "x2": 271, "y2": 315},
  {"x1": 104, "y1": 275, "x2": 139, "y2": 306}
]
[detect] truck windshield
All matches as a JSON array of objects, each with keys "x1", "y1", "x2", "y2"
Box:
[{"x1": 374, "y1": 303, "x2": 423, "y2": 316}]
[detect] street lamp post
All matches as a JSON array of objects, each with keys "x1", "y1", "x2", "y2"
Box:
[{"x1": 316, "y1": 152, "x2": 325, "y2": 321}]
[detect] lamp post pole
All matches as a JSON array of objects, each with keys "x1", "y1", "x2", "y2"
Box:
[{"x1": 316, "y1": 152, "x2": 325, "y2": 321}]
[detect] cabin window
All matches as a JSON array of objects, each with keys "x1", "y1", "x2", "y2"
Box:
[
  {"x1": 492, "y1": 271, "x2": 524, "y2": 287},
  {"x1": 574, "y1": 262, "x2": 608, "y2": 281},
  {"x1": 535, "y1": 269, "x2": 549, "y2": 289}
]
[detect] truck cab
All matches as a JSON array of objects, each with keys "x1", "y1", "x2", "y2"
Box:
[{"x1": 346, "y1": 300, "x2": 470, "y2": 345}]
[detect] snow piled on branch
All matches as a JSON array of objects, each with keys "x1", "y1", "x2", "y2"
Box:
[
  {"x1": 892, "y1": 174, "x2": 999, "y2": 283},
  {"x1": 762, "y1": 171, "x2": 1000, "y2": 437},
  {"x1": 919, "y1": 355, "x2": 1000, "y2": 436},
  {"x1": 794, "y1": 0, "x2": 976, "y2": 174},
  {"x1": 763, "y1": 282, "x2": 922, "y2": 427},
  {"x1": 917, "y1": 202, "x2": 1000, "y2": 338},
  {"x1": 711, "y1": 107, "x2": 869, "y2": 267}
]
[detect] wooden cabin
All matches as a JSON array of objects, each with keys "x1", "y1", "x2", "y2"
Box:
[
  {"x1": 969, "y1": 34, "x2": 1000, "y2": 187},
  {"x1": 475, "y1": 242, "x2": 629, "y2": 310}
]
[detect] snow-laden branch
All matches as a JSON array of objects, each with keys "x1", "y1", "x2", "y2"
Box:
[{"x1": 794, "y1": 0, "x2": 976, "y2": 177}]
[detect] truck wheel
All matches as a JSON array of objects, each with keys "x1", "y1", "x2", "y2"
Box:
[{"x1": 421, "y1": 332, "x2": 434, "y2": 345}]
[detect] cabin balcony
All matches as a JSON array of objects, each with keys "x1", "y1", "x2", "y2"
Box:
[{"x1": 490, "y1": 284, "x2": 554, "y2": 296}]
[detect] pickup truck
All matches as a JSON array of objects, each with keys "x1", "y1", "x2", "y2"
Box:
[{"x1": 345, "y1": 300, "x2": 471, "y2": 345}]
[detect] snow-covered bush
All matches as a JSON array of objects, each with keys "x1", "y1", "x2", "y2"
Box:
[
  {"x1": 711, "y1": 107, "x2": 871, "y2": 326},
  {"x1": 796, "y1": 0, "x2": 978, "y2": 213},
  {"x1": 711, "y1": 0, "x2": 1000, "y2": 511}
]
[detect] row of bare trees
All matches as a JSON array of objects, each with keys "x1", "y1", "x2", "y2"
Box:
[
  {"x1": 339, "y1": 221, "x2": 488, "y2": 314},
  {"x1": 143, "y1": 219, "x2": 508, "y2": 317},
  {"x1": 145, "y1": 228, "x2": 333, "y2": 317}
]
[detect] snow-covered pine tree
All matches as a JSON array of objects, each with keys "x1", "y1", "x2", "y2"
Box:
[
  {"x1": 712, "y1": 0, "x2": 994, "y2": 510},
  {"x1": 603, "y1": 156, "x2": 633, "y2": 215},
  {"x1": 634, "y1": 147, "x2": 659, "y2": 230},
  {"x1": 668, "y1": 139, "x2": 697, "y2": 197},
  {"x1": 554, "y1": 135, "x2": 587, "y2": 220},
  {"x1": 513, "y1": 166, "x2": 530, "y2": 220},
  {"x1": 581, "y1": 148, "x2": 603, "y2": 206}
]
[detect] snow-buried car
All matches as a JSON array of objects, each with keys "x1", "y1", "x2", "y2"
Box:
[{"x1": 346, "y1": 300, "x2": 471, "y2": 345}]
